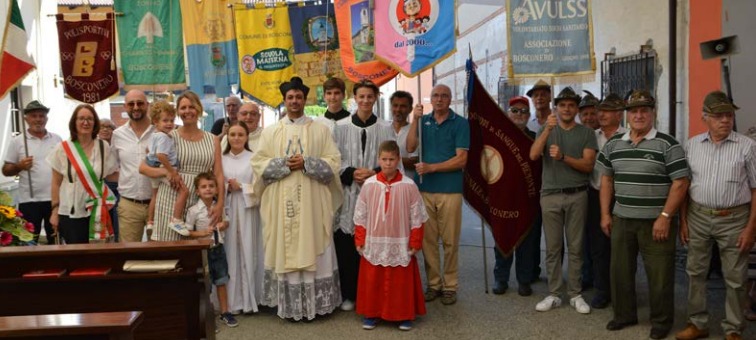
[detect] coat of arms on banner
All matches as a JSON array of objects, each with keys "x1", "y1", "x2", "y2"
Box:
[
  {"x1": 289, "y1": 3, "x2": 350, "y2": 104},
  {"x1": 235, "y1": 3, "x2": 295, "y2": 106},
  {"x1": 56, "y1": 13, "x2": 119, "y2": 103},
  {"x1": 374, "y1": 0, "x2": 455, "y2": 77}
]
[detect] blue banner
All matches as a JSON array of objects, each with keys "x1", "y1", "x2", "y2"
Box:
[
  {"x1": 373, "y1": 0, "x2": 456, "y2": 77},
  {"x1": 505, "y1": 0, "x2": 596, "y2": 78},
  {"x1": 180, "y1": 0, "x2": 239, "y2": 97}
]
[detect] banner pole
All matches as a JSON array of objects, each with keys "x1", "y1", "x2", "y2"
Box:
[
  {"x1": 417, "y1": 75, "x2": 422, "y2": 184},
  {"x1": 15, "y1": 90, "x2": 34, "y2": 198},
  {"x1": 481, "y1": 216, "x2": 489, "y2": 294}
]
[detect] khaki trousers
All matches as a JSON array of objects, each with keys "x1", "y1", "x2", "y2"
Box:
[
  {"x1": 686, "y1": 201, "x2": 749, "y2": 334},
  {"x1": 117, "y1": 198, "x2": 150, "y2": 242},
  {"x1": 422, "y1": 193, "x2": 463, "y2": 292},
  {"x1": 611, "y1": 216, "x2": 676, "y2": 331},
  {"x1": 540, "y1": 191, "x2": 587, "y2": 298}
]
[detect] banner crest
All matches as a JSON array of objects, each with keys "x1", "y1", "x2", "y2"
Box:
[
  {"x1": 56, "y1": 13, "x2": 119, "y2": 104},
  {"x1": 114, "y1": 0, "x2": 186, "y2": 91},
  {"x1": 288, "y1": 3, "x2": 352, "y2": 105},
  {"x1": 235, "y1": 3, "x2": 295, "y2": 107}
]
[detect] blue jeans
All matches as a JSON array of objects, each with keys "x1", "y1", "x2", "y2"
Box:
[{"x1": 493, "y1": 210, "x2": 542, "y2": 286}]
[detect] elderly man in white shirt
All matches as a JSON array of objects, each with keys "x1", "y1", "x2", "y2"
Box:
[
  {"x1": 111, "y1": 90, "x2": 155, "y2": 242},
  {"x1": 2, "y1": 100, "x2": 62, "y2": 244}
]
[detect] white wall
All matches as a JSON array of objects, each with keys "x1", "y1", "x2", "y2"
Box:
[
  {"x1": 16, "y1": 0, "x2": 111, "y2": 141},
  {"x1": 433, "y1": 1, "x2": 689, "y2": 140},
  {"x1": 723, "y1": 0, "x2": 756, "y2": 132}
]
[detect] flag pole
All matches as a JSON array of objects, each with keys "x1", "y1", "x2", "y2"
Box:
[
  {"x1": 14, "y1": 90, "x2": 34, "y2": 198},
  {"x1": 481, "y1": 217, "x2": 489, "y2": 294},
  {"x1": 417, "y1": 74, "x2": 422, "y2": 184},
  {"x1": 467, "y1": 44, "x2": 489, "y2": 293}
]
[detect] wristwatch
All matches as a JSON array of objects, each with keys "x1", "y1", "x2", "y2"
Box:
[
  {"x1": 660, "y1": 211, "x2": 671, "y2": 219},
  {"x1": 559, "y1": 153, "x2": 565, "y2": 161}
]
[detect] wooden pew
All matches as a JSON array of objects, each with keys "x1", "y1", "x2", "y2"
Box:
[
  {"x1": 0, "y1": 311, "x2": 144, "y2": 339},
  {"x1": 0, "y1": 240, "x2": 215, "y2": 340}
]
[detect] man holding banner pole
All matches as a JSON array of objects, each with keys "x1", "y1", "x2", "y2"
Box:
[
  {"x1": 3, "y1": 100, "x2": 62, "y2": 245},
  {"x1": 407, "y1": 84, "x2": 469, "y2": 306},
  {"x1": 529, "y1": 87, "x2": 597, "y2": 314}
]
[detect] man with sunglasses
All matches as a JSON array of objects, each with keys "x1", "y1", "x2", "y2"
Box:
[
  {"x1": 111, "y1": 90, "x2": 154, "y2": 242},
  {"x1": 675, "y1": 91, "x2": 756, "y2": 340},
  {"x1": 211, "y1": 96, "x2": 242, "y2": 136},
  {"x1": 492, "y1": 96, "x2": 542, "y2": 296}
]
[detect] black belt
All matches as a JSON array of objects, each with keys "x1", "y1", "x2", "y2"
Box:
[
  {"x1": 122, "y1": 196, "x2": 151, "y2": 205},
  {"x1": 557, "y1": 185, "x2": 588, "y2": 194}
]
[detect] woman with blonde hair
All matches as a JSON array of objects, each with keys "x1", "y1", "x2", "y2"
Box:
[{"x1": 140, "y1": 91, "x2": 224, "y2": 241}]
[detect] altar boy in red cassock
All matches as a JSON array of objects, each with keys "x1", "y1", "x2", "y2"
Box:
[{"x1": 354, "y1": 140, "x2": 428, "y2": 331}]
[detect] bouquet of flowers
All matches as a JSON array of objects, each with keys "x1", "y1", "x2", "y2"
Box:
[{"x1": 0, "y1": 190, "x2": 35, "y2": 246}]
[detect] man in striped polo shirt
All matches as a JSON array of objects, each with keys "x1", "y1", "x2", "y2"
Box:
[
  {"x1": 597, "y1": 90, "x2": 690, "y2": 340},
  {"x1": 675, "y1": 91, "x2": 756, "y2": 340},
  {"x1": 529, "y1": 87, "x2": 598, "y2": 315}
]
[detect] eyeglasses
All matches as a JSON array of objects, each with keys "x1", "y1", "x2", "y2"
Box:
[
  {"x1": 509, "y1": 108, "x2": 530, "y2": 114},
  {"x1": 126, "y1": 101, "x2": 145, "y2": 107},
  {"x1": 101, "y1": 125, "x2": 115, "y2": 129},
  {"x1": 77, "y1": 117, "x2": 95, "y2": 123},
  {"x1": 705, "y1": 112, "x2": 735, "y2": 120},
  {"x1": 239, "y1": 110, "x2": 260, "y2": 116}
]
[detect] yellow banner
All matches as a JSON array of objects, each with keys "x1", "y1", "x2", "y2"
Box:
[
  {"x1": 235, "y1": 3, "x2": 295, "y2": 107},
  {"x1": 180, "y1": 0, "x2": 235, "y2": 44}
]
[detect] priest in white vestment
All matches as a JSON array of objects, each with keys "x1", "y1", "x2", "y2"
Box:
[{"x1": 251, "y1": 77, "x2": 344, "y2": 321}]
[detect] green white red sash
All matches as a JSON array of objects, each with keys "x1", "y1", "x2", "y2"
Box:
[{"x1": 61, "y1": 140, "x2": 116, "y2": 240}]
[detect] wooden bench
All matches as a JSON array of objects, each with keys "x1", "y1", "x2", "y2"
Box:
[
  {"x1": 0, "y1": 311, "x2": 143, "y2": 339},
  {"x1": 0, "y1": 240, "x2": 215, "y2": 339}
]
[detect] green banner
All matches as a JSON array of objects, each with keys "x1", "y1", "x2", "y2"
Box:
[{"x1": 115, "y1": 0, "x2": 186, "y2": 90}]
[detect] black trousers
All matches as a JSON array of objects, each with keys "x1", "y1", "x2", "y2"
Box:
[
  {"x1": 59, "y1": 215, "x2": 90, "y2": 244},
  {"x1": 18, "y1": 201, "x2": 54, "y2": 244},
  {"x1": 334, "y1": 229, "x2": 360, "y2": 301},
  {"x1": 585, "y1": 187, "x2": 611, "y2": 297}
]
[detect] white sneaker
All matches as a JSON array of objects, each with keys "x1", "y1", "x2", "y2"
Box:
[
  {"x1": 341, "y1": 299, "x2": 355, "y2": 311},
  {"x1": 535, "y1": 295, "x2": 562, "y2": 312},
  {"x1": 570, "y1": 295, "x2": 591, "y2": 314}
]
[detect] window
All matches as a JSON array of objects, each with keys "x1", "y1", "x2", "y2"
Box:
[{"x1": 601, "y1": 51, "x2": 656, "y2": 99}]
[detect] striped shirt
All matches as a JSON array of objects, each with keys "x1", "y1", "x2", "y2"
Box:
[
  {"x1": 590, "y1": 126, "x2": 627, "y2": 190},
  {"x1": 597, "y1": 128, "x2": 689, "y2": 219},
  {"x1": 685, "y1": 131, "x2": 756, "y2": 209}
]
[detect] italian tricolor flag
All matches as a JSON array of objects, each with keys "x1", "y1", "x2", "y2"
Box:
[{"x1": 0, "y1": 0, "x2": 35, "y2": 99}]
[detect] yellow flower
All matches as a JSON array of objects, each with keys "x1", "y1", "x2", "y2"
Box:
[{"x1": 0, "y1": 206, "x2": 16, "y2": 219}]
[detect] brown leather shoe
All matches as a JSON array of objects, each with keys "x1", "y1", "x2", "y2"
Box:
[
  {"x1": 674, "y1": 323, "x2": 708, "y2": 340},
  {"x1": 725, "y1": 332, "x2": 742, "y2": 340}
]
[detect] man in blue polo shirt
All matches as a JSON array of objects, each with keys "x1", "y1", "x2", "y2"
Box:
[{"x1": 407, "y1": 84, "x2": 470, "y2": 305}]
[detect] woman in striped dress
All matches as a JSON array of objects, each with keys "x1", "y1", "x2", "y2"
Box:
[{"x1": 141, "y1": 91, "x2": 224, "y2": 241}]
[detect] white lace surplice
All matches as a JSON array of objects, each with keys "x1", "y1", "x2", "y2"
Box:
[
  {"x1": 353, "y1": 175, "x2": 428, "y2": 267},
  {"x1": 335, "y1": 117, "x2": 398, "y2": 234}
]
